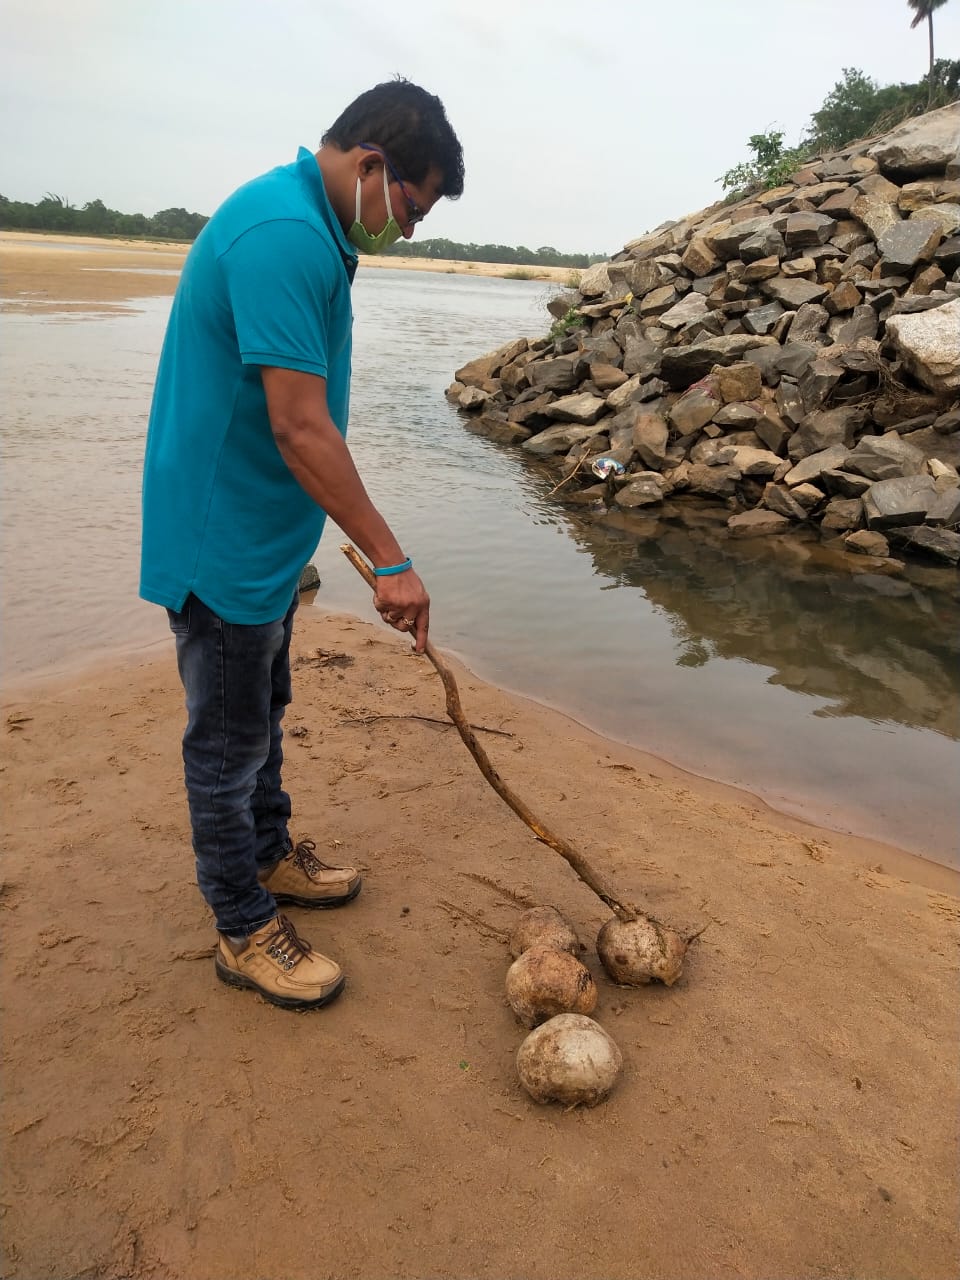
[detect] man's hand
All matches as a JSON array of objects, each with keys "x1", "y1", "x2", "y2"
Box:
[
  {"x1": 260, "y1": 366, "x2": 431, "y2": 651},
  {"x1": 372, "y1": 569, "x2": 430, "y2": 654}
]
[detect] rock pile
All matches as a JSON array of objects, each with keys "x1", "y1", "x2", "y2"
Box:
[{"x1": 447, "y1": 103, "x2": 960, "y2": 567}]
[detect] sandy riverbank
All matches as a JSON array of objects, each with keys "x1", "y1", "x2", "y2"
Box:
[
  {"x1": 0, "y1": 232, "x2": 574, "y2": 314},
  {"x1": 2, "y1": 606, "x2": 957, "y2": 1280}
]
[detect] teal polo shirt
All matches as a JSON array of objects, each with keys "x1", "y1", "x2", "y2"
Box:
[{"x1": 140, "y1": 147, "x2": 358, "y2": 623}]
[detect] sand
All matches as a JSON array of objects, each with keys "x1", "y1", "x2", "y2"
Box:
[
  {"x1": 2, "y1": 604, "x2": 958, "y2": 1280},
  {"x1": 0, "y1": 232, "x2": 575, "y2": 316}
]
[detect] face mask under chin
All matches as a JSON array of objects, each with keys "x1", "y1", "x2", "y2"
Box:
[{"x1": 347, "y1": 164, "x2": 404, "y2": 254}]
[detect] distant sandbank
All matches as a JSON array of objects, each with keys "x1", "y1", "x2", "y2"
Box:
[{"x1": 0, "y1": 231, "x2": 575, "y2": 314}]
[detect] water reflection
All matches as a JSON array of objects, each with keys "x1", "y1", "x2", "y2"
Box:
[{"x1": 558, "y1": 498, "x2": 959, "y2": 739}]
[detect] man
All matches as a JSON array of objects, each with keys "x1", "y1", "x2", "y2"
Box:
[{"x1": 140, "y1": 79, "x2": 464, "y2": 1011}]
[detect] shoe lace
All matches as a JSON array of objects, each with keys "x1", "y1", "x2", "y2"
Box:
[
  {"x1": 290, "y1": 838, "x2": 337, "y2": 877},
  {"x1": 257, "y1": 914, "x2": 312, "y2": 972}
]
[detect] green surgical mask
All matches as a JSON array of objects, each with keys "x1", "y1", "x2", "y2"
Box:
[{"x1": 347, "y1": 164, "x2": 403, "y2": 254}]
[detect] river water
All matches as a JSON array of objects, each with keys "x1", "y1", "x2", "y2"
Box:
[{"x1": 2, "y1": 264, "x2": 958, "y2": 865}]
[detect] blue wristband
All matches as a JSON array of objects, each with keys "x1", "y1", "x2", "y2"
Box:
[{"x1": 373, "y1": 557, "x2": 413, "y2": 577}]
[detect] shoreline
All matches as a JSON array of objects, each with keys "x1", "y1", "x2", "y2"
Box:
[
  {"x1": 0, "y1": 231, "x2": 578, "y2": 291},
  {"x1": 3, "y1": 605, "x2": 957, "y2": 1279},
  {"x1": 3, "y1": 605, "x2": 957, "y2": 896}
]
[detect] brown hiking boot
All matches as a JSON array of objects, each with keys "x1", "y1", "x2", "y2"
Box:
[
  {"x1": 215, "y1": 914, "x2": 345, "y2": 1009},
  {"x1": 259, "y1": 838, "x2": 361, "y2": 909}
]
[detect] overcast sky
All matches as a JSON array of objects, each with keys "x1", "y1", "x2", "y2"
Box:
[{"x1": 2, "y1": 0, "x2": 958, "y2": 254}]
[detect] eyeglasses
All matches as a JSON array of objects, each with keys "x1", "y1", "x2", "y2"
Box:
[{"x1": 359, "y1": 142, "x2": 425, "y2": 226}]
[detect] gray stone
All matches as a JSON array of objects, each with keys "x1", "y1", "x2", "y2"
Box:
[
  {"x1": 686, "y1": 463, "x2": 741, "y2": 498},
  {"x1": 785, "y1": 445, "x2": 852, "y2": 487},
  {"x1": 885, "y1": 298, "x2": 960, "y2": 395},
  {"x1": 782, "y1": 256, "x2": 817, "y2": 277},
  {"x1": 887, "y1": 525, "x2": 960, "y2": 563},
  {"x1": 887, "y1": 291, "x2": 955, "y2": 316},
  {"x1": 668, "y1": 387, "x2": 721, "y2": 435},
  {"x1": 844, "y1": 529, "x2": 889, "y2": 555},
  {"x1": 862, "y1": 475, "x2": 939, "y2": 528},
  {"x1": 784, "y1": 212, "x2": 838, "y2": 247},
  {"x1": 578, "y1": 262, "x2": 612, "y2": 298},
  {"x1": 455, "y1": 338, "x2": 528, "y2": 387},
  {"x1": 715, "y1": 362, "x2": 762, "y2": 404},
  {"x1": 727, "y1": 509, "x2": 791, "y2": 537},
  {"x1": 621, "y1": 338, "x2": 663, "y2": 380},
  {"x1": 605, "y1": 374, "x2": 643, "y2": 411},
  {"x1": 523, "y1": 422, "x2": 606, "y2": 456},
  {"x1": 925, "y1": 486, "x2": 960, "y2": 527},
  {"x1": 458, "y1": 385, "x2": 490, "y2": 411},
  {"x1": 742, "y1": 256, "x2": 783, "y2": 284},
  {"x1": 776, "y1": 343, "x2": 818, "y2": 379},
  {"x1": 934, "y1": 236, "x2": 960, "y2": 272},
  {"x1": 824, "y1": 281, "x2": 862, "y2": 314},
  {"x1": 789, "y1": 303, "x2": 830, "y2": 340},
  {"x1": 727, "y1": 446, "x2": 782, "y2": 476},
  {"x1": 623, "y1": 259, "x2": 664, "y2": 297},
  {"x1": 659, "y1": 292, "x2": 709, "y2": 330},
  {"x1": 754, "y1": 408, "x2": 791, "y2": 455},
  {"x1": 680, "y1": 239, "x2": 719, "y2": 277},
  {"x1": 820, "y1": 469, "x2": 873, "y2": 497},
  {"x1": 639, "y1": 285, "x2": 679, "y2": 318},
  {"x1": 580, "y1": 332, "x2": 623, "y2": 364},
  {"x1": 845, "y1": 435, "x2": 926, "y2": 481},
  {"x1": 632, "y1": 411, "x2": 670, "y2": 469},
  {"x1": 910, "y1": 203, "x2": 960, "y2": 237},
  {"x1": 790, "y1": 407, "x2": 861, "y2": 460},
  {"x1": 714, "y1": 402, "x2": 761, "y2": 427},
  {"x1": 821, "y1": 498, "x2": 864, "y2": 531},
  {"x1": 591, "y1": 363, "x2": 629, "y2": 392},
  {"x1": 528, "y1": 357, "x2": 579, "y2": 394},
  {"x1": 877, "y1": 219, "x2": 944, "y2": 273},
  {"x1": 637, "y1": 377, "x2": 669, "y2": 401},
  {"x1": 776, "y1": 380, "x2": 806, "y2": 428},
  {"x1": 615, "y1": 473, "x2": 667, "y2": 508},
  {"x1": 660, "y1": 335, "x2": 779, "y2": 388},
  {"x1": 791, "y1": 483, "x2": 827, "y2": 509},
  {"x1": 543, "y1": 393, "x2": 608, "y2": 425},
  {"x1": 851, "y1": 194, "x2": 901, "y2": 240},
  {"x1": 763, "y1": 483, "x2": 808, "y2": 520},
  {"x1": 742, "y1": 301, "x2": 784, "y2": 335},
  {"x1": 762, "y1": 277, "x2": 830, "y2": 309},
  {"x1": 866, "y1": 101, "x2": 960, "y2": 179},
  {"x1": 298, "y1": 563, "x2": 321, "y2": 592},
  {"x1": 836, "y1": 305, "x2": 879, "y2": 344},
  {"x1": 467, "y1": 414, "x2": 532, "y2": 445},
  {"x1": 709, "y1": 216, "x2": 778, "y2": 260},
  {"x1": 739, "y1": 229, "x2": 786, "y2": 262},
  {"x1": 798, "y1": 357, "x2": 844, "y2": 413}
]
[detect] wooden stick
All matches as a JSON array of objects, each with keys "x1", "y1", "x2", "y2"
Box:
[{"x1": 340, "y1": 543, "x2": 640, "y2": 921}]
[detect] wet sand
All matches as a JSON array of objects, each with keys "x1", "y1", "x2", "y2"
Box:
[
  {"x1": 1, "y1": 607, "x2": 958, "y2": 1280},
  {"x1": 0, "y1": 232, "x2": 575, "y2": 316}
]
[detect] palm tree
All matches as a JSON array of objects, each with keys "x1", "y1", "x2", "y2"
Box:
[{"x1": 908, "y1": 0, "x2": 950, "y2": 105}]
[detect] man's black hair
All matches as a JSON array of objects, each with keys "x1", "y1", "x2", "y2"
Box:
[{"x1": 323, "y1": 78, "x2": 464, "y2": 199}]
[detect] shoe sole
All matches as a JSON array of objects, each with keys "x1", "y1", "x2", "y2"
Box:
[
  {"x1": 215, "y1": 958, "x2": 346, "y2": 1010},
  {"x1": 269, "y1": 877, "x2": 363, "y2": 910}
]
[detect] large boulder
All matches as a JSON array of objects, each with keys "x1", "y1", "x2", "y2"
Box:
[
  {"x1": 866, "y1": 102, "x2": 960, "y2": 179},
  {"x1": 885, "y1": 298, "x2": 960, "y2": 395}
]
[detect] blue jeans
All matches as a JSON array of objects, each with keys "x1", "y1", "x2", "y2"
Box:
[{"x1": 166, "y1": 592, "x2": 298, "y2": 936}]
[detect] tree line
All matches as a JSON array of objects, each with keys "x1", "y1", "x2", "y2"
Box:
[
  {"x1": 383, "y1": 239, "x2": 606, "y2": 267},
  {"x1": 0, "y1": 193, "x2": 208, "y2": 241}
]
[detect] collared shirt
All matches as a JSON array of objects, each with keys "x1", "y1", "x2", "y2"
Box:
[{"x1": 140, "y1": 147, "x2": 358, "y2": 622}]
